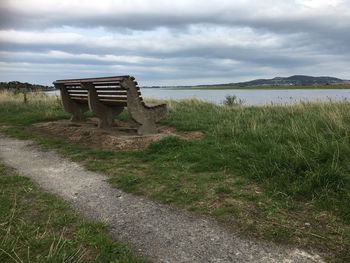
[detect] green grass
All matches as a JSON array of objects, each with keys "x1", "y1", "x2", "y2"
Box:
[
  {"x1": 0, "y1": 91, "x2": 349, "y2": 262},
  {"x1": 0, "y1": 162, "x2": 146, "y2": 263},
  {"x1": 0, "y1": 161, "x2": 147, "y2": 263}
]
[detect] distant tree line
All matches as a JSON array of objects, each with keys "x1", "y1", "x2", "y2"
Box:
[{"x1": 0, "y1": 81, "x2": 54, "y2": 92}]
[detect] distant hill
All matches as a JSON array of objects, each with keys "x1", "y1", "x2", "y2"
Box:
[
  {"x1": 0, "y1": 81, "x2": 54, "y2": 92},
  {"x1": 142, "y1": 75, "x2": 349, "y2": 89},
  {"x1": 207, "y1": 75, "x2": 349, "y2": 87}
]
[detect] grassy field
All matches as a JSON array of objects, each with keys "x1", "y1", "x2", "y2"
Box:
[
  {"x1": 0, "y1": 91, "x2": 349, "y2": 262},
  {"x1": 171, "y1": 84, "x2": 350, "y2": 90},
  {"x1": 0, "y1": 161, "x2": 146, "y2": 263}
]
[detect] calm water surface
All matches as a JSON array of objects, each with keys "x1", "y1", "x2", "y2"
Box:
[{"x1": 47, "y1": 88, "x2": 350, "y2": 106}]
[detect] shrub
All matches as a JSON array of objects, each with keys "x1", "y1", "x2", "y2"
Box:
[{"x1": 223, "y1": 95, "x2": 243, "y2": 106}]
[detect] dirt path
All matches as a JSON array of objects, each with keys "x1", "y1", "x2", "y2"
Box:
[{"x1": 0, "y1": 134, "x2": 324, "y2": 263}]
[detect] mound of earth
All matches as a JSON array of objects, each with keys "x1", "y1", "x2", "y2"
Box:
[{"x1": 30, "y1": 119, "x2": 202, "y2": 151}]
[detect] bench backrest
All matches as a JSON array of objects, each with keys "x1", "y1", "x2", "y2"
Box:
[{"x1": 54, "y1": 76, "x2": 142, "y2": 107}]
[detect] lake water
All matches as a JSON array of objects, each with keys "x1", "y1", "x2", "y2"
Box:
[{"x1": 46, "y1": 88, "x2": 350, "y2": 106}]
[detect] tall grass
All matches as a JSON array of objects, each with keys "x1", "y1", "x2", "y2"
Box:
[
  {"x1": 1, "y1": 91, "x2": 349, "y2": 221},
  {"x1": 158, "y1": 100, "x2": 350, "y2": 219},
  {"x1": 0, "y1": 91, "x2": 68, "y2": 125},
  {"x1": 1, "y1": 91, "x2": 349, "y2": 260}
]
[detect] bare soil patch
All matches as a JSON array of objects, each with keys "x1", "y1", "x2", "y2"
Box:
[{"x1": 30, "y1": 119, "x2": 202, "y2": 151}]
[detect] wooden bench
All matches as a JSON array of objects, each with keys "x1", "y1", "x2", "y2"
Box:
[{"x1": 53, "y1": 76, "x2": 167, "y2": 135}]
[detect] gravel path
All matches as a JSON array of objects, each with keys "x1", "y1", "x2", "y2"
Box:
[{"x1": 0, "y1": 134, "x2": 324, "y2": 263}]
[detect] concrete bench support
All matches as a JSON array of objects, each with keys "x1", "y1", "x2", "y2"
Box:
[
  {"x1": 54, "y1": 83, "x2": 88, "y2": 122},
  {"x1": 121, "y1": 78, "x2": 167, "y2": 135},
  {"x1": 82, "y1": 82, "x2": 124, "y2": 128}
]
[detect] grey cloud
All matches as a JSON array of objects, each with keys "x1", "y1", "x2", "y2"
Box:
[
  {"x1": 1, "y1": 1, "x2": 349, "y2": 52},
  {"x1": 1, "y1": 1, "x2": 349, "y2": 36},
  {"x1": 2, "y1": 7, "x2": 350, "y2": 60},
  {"x1": 0, "y1": 0, "x2": 350, "y2": 85},
  {"x1": 0, "y1": 39, "x2": 315, "y2": 70}
]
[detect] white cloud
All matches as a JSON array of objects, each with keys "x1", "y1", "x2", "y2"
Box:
[
  {"x1": 295, "y1": 0, "x2": 344, "y2": 9},
  {"x1": 0, "y1": 30, "x2": 83, "y2": 44}
]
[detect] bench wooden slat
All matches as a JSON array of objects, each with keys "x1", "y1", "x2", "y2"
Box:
[
  {"x1": 97, "y1": 97, "x2": 127, "y2": 100},
  {"x1": 93, "y1": 81, "x2": 136, "y2": 85},
  {"x1": 66, "y1": 85, "x2": 125, "y2": 90},
  {"x1": 68, "y1": 92, "x2": 141, "y2": 101},
  {"x1": 96, "y1": 91, "x2": 126, "y2": 94},
  {"x1": 68, "y1": 93, "x2": 88, "y2": 96},
  {"x1": 97, "y1": 94, "x2": 126, "y2": 97},
  {"x1": 67, "y1": 90, "x2": 88, "y2": 93},
  {"x1": 92, "y1": 82, "x2": 120, "y2": 86},
  {"x1": 99, "y1": 98, "x2": 127, "y2": 103},
  {"x1": 69, "y1": 95, "x2": 139, "y2": 103},
  {"x1": 94, "y1": 86, "x2": 140, "y2": 91},
  {"x1": 96, "y1": 91, "x2": 141, "y2": 96},
  {"x1": 67, "y1": 87, "x2": 86, "y2": 89},
  {"x1": 66, "y1": 86, "x2": 139, "y2": 91},
  {"x1": 97, "y1": 96, "x2": 127, "y2": 100},
  {"x1": 54, "y1": 75, "x2": 133, "y2": 84},
  {"x1": 94, "y1": 86, "x2": 123, "y2": 89},
  {"x1": 65, "y1": 86, "x2": 130, "y2": 91},
  {"x1": 65, "y1": 81, "x2": 137, "y2": 86},
  {"x1": 64, "y1": 82, "x2": 84, "y2": 86}
]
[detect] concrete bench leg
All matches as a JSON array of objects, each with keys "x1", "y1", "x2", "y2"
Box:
[
  {"x1": 121, "y1": 78, "x2": 167, "y2": 135},
  {"x1": 82, "y1": 82, "x2": 124, "y2": 128},
  {"x1": 55, "y1": 83, "x2": 88, "y2": 122}
]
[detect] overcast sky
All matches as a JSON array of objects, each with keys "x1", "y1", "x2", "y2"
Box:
[{"x1": 0, "y1": 0, "x2": 349, "y2": 86}]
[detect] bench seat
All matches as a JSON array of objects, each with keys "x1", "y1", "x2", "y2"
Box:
[{"x1": 53, "y1": 75, "x2": 166, "y2": 135}]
